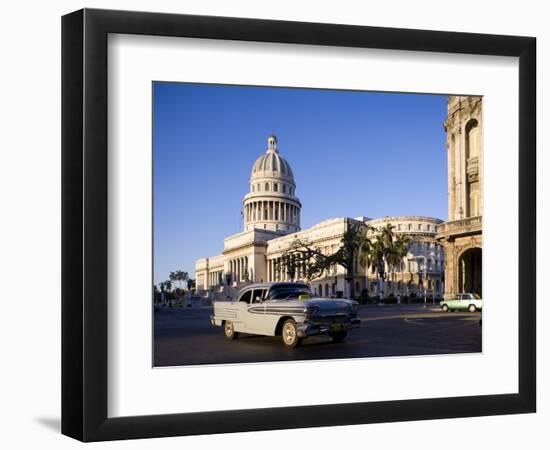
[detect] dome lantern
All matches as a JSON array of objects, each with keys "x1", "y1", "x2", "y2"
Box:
[{"x1": 267, "y1": 135, "x2": 278, "y2": 153}]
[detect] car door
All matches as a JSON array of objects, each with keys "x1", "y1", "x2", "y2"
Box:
[
  {"x1": 448, "y1": 295, "x2": 460, "y2": 310},
  {"x1": 244, "y1": 288, "x2": 268, "y2": 333},
  {"x1": 229, "y1": 289, "x2": 253, "y2": 333},
  {"x1": 458, "y1": 294, "x2": 469, "y2": 310}
]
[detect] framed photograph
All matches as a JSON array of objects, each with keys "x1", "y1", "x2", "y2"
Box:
[{"x1": 62, "y1": 8, "x2": 536, "y2": 441}]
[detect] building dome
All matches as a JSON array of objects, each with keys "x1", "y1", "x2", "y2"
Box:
[
  {"x1": 242, "y1": 135, "x2": 301, "y2": 234},
  {"x1": 250, "y1": 135, "x2": 295, "y2": 183}
]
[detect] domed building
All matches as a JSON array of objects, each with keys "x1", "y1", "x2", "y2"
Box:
[
  {"x1": 243, "y1": 135, "x2": 301, "y2": 233},
  {"x1": 195, "y1": 135, "x2": 445, "y2": 300}
]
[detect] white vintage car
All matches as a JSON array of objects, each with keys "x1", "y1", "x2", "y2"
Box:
[{"x1": 210, "y1": 282, "x2": 361, "y2": 348}]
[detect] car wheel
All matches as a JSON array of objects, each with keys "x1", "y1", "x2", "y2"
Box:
[
  {"x1": 224, "y1": 321, "x2": 239, "y2": 340},
  {"x1": 468, "y1": 304, "x2": 477, "y2": 313},
  {"x1": 281, "y1": 319, "x2": 302, "y2": 348},
  {"x1": 441, "y1": 304, "x2": 449, "y2": 312},
  {"x1": 330, "y1": 331, "x2": 348, "y2": 343}
]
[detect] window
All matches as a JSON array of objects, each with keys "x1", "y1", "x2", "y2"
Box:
[
  {"x1": 282, "y1": 184, "x2": 286, "y2": 193},
  {"x1": 252, "y1": 185, "x2": 255, "y2": 192},
  {"x1": 257, "y1": 183, "x2": 260, "y2": 191},
  {"x1": 418, "y1": 223, "x2": 422, "y2": 230},
  {"x1": 274, "y1": 183, "x2": 278, "y2": 192},
  {"x1": 269, "y1": 285, "x2": 311, "y2": 300},
  {"x1": 251, "y1": 289, "x2": 266, "y2": 303},
  {"x1": 265, "y1": 183, "x2": 270, "y2": 191},
  {"x1": 238, "y1": 290, "x2": 252, "y2": 303},
  {"x1": 408, "y1": 223, "x2": 412, "y2": 230},
  {"x1": 397, "y1": 224, "x2": 401, "y2": 230}
]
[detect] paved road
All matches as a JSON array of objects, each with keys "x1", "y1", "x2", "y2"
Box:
[{"x1": 154, "y1": 304, "x2": 481, "y2": 367}]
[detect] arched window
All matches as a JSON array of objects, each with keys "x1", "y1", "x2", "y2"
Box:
[
  {"x1": 465, "y1": 119, "x2": 480, "y2": 159},
  {"x1": 282, "y1": 184, "x2": 286, "y2": 193},
  {"x1": 265, "y1": 183, "x2": 270, "y2": 191},
  {"x1": 319, "y1": 285, "x2": 323, "y2": 296},
  {"x1": 325, "y1": 284, "x2": 330, "y2": 297},
  {"x1": 274, "y1": 183, "x2": 278, "y2": 192}
]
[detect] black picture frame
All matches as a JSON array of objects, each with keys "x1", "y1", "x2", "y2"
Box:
[{"x1": 62, "y1": 8, "x2": 536, "y2": 442}]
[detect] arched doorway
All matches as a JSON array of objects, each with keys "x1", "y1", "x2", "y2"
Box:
[{"x1": 459, "y1": 247, "x2": 482, "y2": 296}]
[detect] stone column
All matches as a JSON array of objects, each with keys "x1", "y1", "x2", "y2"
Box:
[
  {"x1": 240, "y1": 258, "x2": 244, "y2": 282},
  {"x1": 447, "y1": 138, "x2": 455, "y2": 220},
  {"x1": 454, "y1": 125, "x2": 464, "y2": 220}
]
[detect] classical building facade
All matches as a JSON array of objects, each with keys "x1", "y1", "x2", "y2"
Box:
[
  {"x1": 436, "y1": 96, "x2": 483, "y2": 298},
  {"x1": 196, "y1": 135, "x2": 445, "y2": 300}
]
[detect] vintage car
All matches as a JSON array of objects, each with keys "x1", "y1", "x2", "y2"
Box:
[
  {"x1": 210, "y1": 282, "x2": 361, "y2": 348},
  {"x1": 440, "y1": 293, "x2": 483, "y2": 312}
]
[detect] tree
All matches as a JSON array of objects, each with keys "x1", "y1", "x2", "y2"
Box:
[
  {"x1": 170, "y1": 270, "x2": 188, "y2": 291},
  {"x1": 386, "y1": 232, "x2": 412, "y2": 296},
  {"x1": 186, "y1": 278, "x2": 195, "y2": 293},
  {"x1": 153, "y1": 284, "x2": 160, "y2": 304},
  {"x1": 277, "y1": 220, "x2": 368, "y2": 299},
  {"x1": 162, "y1": 279, "x2": 172, "y2": 292},
  {"x1": 359, "y1": 224, "x2": 398, "y2": 298}
]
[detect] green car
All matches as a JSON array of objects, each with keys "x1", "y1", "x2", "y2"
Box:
[{"x1": 440, "y1": 293, "x2": 482, "y2": 312}]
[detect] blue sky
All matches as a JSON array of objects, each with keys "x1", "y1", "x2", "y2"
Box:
[{"x1": 153, "y1": 82, "x2": 448, "y2": 286}]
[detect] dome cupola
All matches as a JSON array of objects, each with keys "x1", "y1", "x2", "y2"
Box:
[
  {"x1": 251, "y1": 135, "x2": 295, "y2": 183},
  {"x1": 242, "y1": 135, "x2": 301, "y2": 234}
]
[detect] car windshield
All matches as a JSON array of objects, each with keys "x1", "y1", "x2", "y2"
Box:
[
  {"x1": 473, "y1": 293, "x2": 481, "y2": 299},
  {"x1": 269, "y1": 285, "x2": 312, "y2": 300}
]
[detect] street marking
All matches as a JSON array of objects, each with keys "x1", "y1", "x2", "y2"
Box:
[{"x1": 403, "y1": 318, "x2": 427, "y2": 326}]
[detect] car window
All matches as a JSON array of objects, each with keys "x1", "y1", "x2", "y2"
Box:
[
  {"x1": 269, "y1": 285, "x2": 312, "y2": 300},
  {"x1": 239, "y1": 290, "x2": 252, "y2": 303},
  {"x1": 251, "y1": 289, "x2": 265, "y2": 303}
]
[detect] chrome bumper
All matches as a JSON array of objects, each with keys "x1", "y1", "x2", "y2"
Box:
[{"x1": 297, "y1": 317, "x2": 361, "y2": 338}]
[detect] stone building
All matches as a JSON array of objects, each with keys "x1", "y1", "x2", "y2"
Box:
[
  {"x1": 196, "y1": 135, "x2": 445, "y2": 300},
  {"x1": 436, "y1": 96, "x2": 483, "y2": 298}
]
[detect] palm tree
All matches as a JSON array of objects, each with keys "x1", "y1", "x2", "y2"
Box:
[
  {"x1": 169, "y1": 270, "x2": 189, "y2": 294},
  {"x1": 169, "y1": 271, "x2": 177, "y2": 288},
  {"x1": 359, "y1": 224, "x2": 396, "y2": 299},
  {"x1": 386, "y1": 233, "x2": 411, "y2": 296},
  {"x1": 338, "y1": 221, "x2": 368, "y2": 299}
]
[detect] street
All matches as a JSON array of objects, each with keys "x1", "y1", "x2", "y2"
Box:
[{"x1": 154, "y1": 303, "x2": 481, "y2": 367}]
